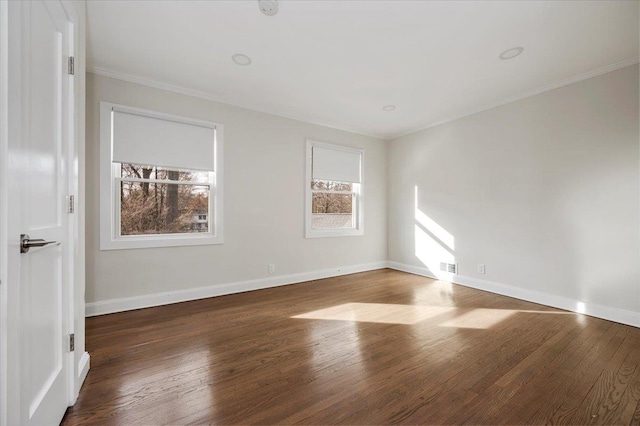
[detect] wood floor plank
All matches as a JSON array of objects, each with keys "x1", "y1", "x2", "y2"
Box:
[
  {"x1": 507, "y1": 320, "x2": 612, "y2": 424},
  {"x1": 631, "y1": 398, "x2": 640, "y2": 426},
  {"x1": 494, "y1": 321, "x2": 579, "y2": 388},
  {"x1": 276, "y1": 304, "x2": 560, "y2": 425},
  {"x1": 543, "y1": 326, "x2": 628, "y2": 425},
  {"x1": 612, "y1": 379, "x2": 640, "y2": 426},
  {"x1": 453, "y1": 324, "x2": 585, "y2": 425},
  {"x1": 570, "y1": 330, "x2": 640, "y2": 425},
  {"x1": 504, "y1": 322, "x2": 623, "y2": 425},
  {"x1": 62, "y1": 269, "x2": 640, "y2": 425}
]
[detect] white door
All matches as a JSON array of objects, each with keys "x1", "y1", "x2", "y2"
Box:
[{"x1": 6, "y1": 1, "x2": 74, "y2": 425}]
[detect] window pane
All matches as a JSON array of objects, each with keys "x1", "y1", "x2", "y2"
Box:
[
  {"x1": 120, "y1": 163, "x2": 210, "y2": 183},
  {"x1": 312, "y1": 192, "x2": 354, "y2": 229},
  {"x1": 120, "y1": 181, "x2": 210, "y2": 235},
  {"x1": 311, "y1": 179, "x2": 353, "y2": 191}
]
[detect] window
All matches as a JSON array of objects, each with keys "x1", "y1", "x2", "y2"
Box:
[
  {"x1": 100, "y1": 102, "x2": 223, "y2": 249},
  {"x1": 306, "y1": 140, "x2": 363, "y2": 238}
]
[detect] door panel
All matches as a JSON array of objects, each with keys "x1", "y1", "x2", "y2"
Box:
[
  {"x1": 11, "y1": 1, "x2": 73, "y2": 425},
  {"x1": 28, "y1": 0, "x2": 64, "y2": 231},
  {"x1": 27, "y1": 246, "x2": 63, "y2": 420}
]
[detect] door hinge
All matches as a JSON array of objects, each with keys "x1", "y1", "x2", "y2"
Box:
[
  {"x1": 68, "y1": 56, "x2": 75, "y2": 75},
  {"x1": 68, "y1": 195, "x2": 74, "y2": 213},
  {"x1": 69, "y1": 333, "x2": 75, "y2": 352}
]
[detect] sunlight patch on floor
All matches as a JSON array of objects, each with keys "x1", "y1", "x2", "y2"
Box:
[
  {"x1": 438, "y1": 308, "x2": 516, "y2": 329},
  {"x1": 292, "y1": 302, "x2": 455, "y2": 325},
  {"x1": 293, "y1": 303, "x2": 576, "y2": 328}
]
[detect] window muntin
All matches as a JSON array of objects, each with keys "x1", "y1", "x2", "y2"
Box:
[{"x1": 306, "y1": 140, "x2": 363, "y2": 238}]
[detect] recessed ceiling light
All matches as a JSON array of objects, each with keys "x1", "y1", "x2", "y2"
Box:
[
  {"x1": 259, "y1": 0, "x2": 278, "y2": 16},
  {"x1": 232, "y1": 53, "x2": 252, "y2": 66},
  {"x1": 382, "y1": 105, "x2": 396, "y2": 112},
  {"x1": 499, "y1": 47, "x2": 524, "y2": 60}
]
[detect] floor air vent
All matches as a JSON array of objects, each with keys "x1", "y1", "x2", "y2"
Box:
[{"x1": 440, "y1": 262, "x2": 457, "y2": 274}]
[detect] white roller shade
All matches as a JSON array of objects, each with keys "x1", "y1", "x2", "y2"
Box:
[
  {"x1": 312, "y1": 145, "x2": 362, "y2": 183},
  {"x1": 112, "y1": 110, "x2": 215, "y2": 171}
]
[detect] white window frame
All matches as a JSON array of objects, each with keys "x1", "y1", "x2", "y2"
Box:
[
  {"x1": 305, "y1": 140, "x2": 364, "y2": 238},
  {"x1": 99, "y1": 102, "x2": 224, "y2": 250}
]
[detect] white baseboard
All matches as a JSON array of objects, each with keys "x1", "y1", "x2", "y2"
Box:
[
  {"x1": 387, "y1": 261, "x2": 640, "y2": 328},
  {"x1": 85, "y1": 261, "x2": 388, "y2": 317}
]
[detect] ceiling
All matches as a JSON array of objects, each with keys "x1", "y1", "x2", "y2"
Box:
[{"x1": 86, "y1": 0, "x2": 639, "y2": 140}]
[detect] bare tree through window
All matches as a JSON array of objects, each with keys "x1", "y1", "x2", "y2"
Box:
[
  {"x1": 120, "y1": 164, "x2": 211, "y2": 236},
  {"x1": 311, "y1": 179, "x2": 355, "y2": 229}
]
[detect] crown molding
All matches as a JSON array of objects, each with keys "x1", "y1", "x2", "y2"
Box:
[
  {"x1": 87, "y1": 66, "x2": 384, "y2": 140},
  {"x1": 387, "y1": 57, "x2": 640, "y2": 140},
  {"x1": 89, "y1": 57, "x2": 639, "y2": 142}
]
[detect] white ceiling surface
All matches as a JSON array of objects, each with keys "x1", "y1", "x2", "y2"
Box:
[{"x1": 86, "y1": 1, "x2": 639, "y2": 140}]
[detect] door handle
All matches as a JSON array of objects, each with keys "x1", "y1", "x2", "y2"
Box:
[{"x1": 20, "y1": 234, "x2": 60, "y2": 253}]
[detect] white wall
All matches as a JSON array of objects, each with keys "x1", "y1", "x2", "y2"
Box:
[
  {"x1": 85, "y1": 73, "x2": 387, "y2": 307},
  {"x1": 388, "y1": 65, "x2": 640, "y2": 318}
]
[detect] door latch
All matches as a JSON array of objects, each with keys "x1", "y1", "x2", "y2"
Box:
[{"x1": 20, "y1": 234, "x2": 59, "y2": 253}]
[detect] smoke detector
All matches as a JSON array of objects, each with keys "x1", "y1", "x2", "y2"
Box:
[
  {"x1": 232, "y1": 54, "x2": 252, "y2": 66},
  {"x1": 499, "y1": 47, "x2": 524, "y2": 60},
  {"x1": 259, "y1": 0, "x2": 279, "y2": 16}
]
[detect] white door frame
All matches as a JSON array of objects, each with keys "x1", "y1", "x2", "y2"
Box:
[
  {"x1": 0, "y1": 1, "x2": 9, "y2": 425},
  {"x1": 0, "y1": 1, "x2": 86, "y2": 425}
]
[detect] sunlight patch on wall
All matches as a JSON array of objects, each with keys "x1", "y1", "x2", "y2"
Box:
[
  {"x1": 414, "y1": 200, "x2": 454, "y2": 251},
  {"x1": 415, "y1": 224, "x2": 456, "y2": 280},
  {"x1": 414, "y1": 185, "x2": 456, "y2": 280}
]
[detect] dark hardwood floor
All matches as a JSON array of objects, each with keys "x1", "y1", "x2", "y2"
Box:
[{"x1": 62, "y1": 269, "x2": 640, "y2": 425}]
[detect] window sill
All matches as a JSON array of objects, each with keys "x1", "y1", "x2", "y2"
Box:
[
  {"x1": 100, "y1": 234, "x2": 223, "y2": 250},
  {"x1": 305, "y1": 229, "x2": 364, "y2": 239}
]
